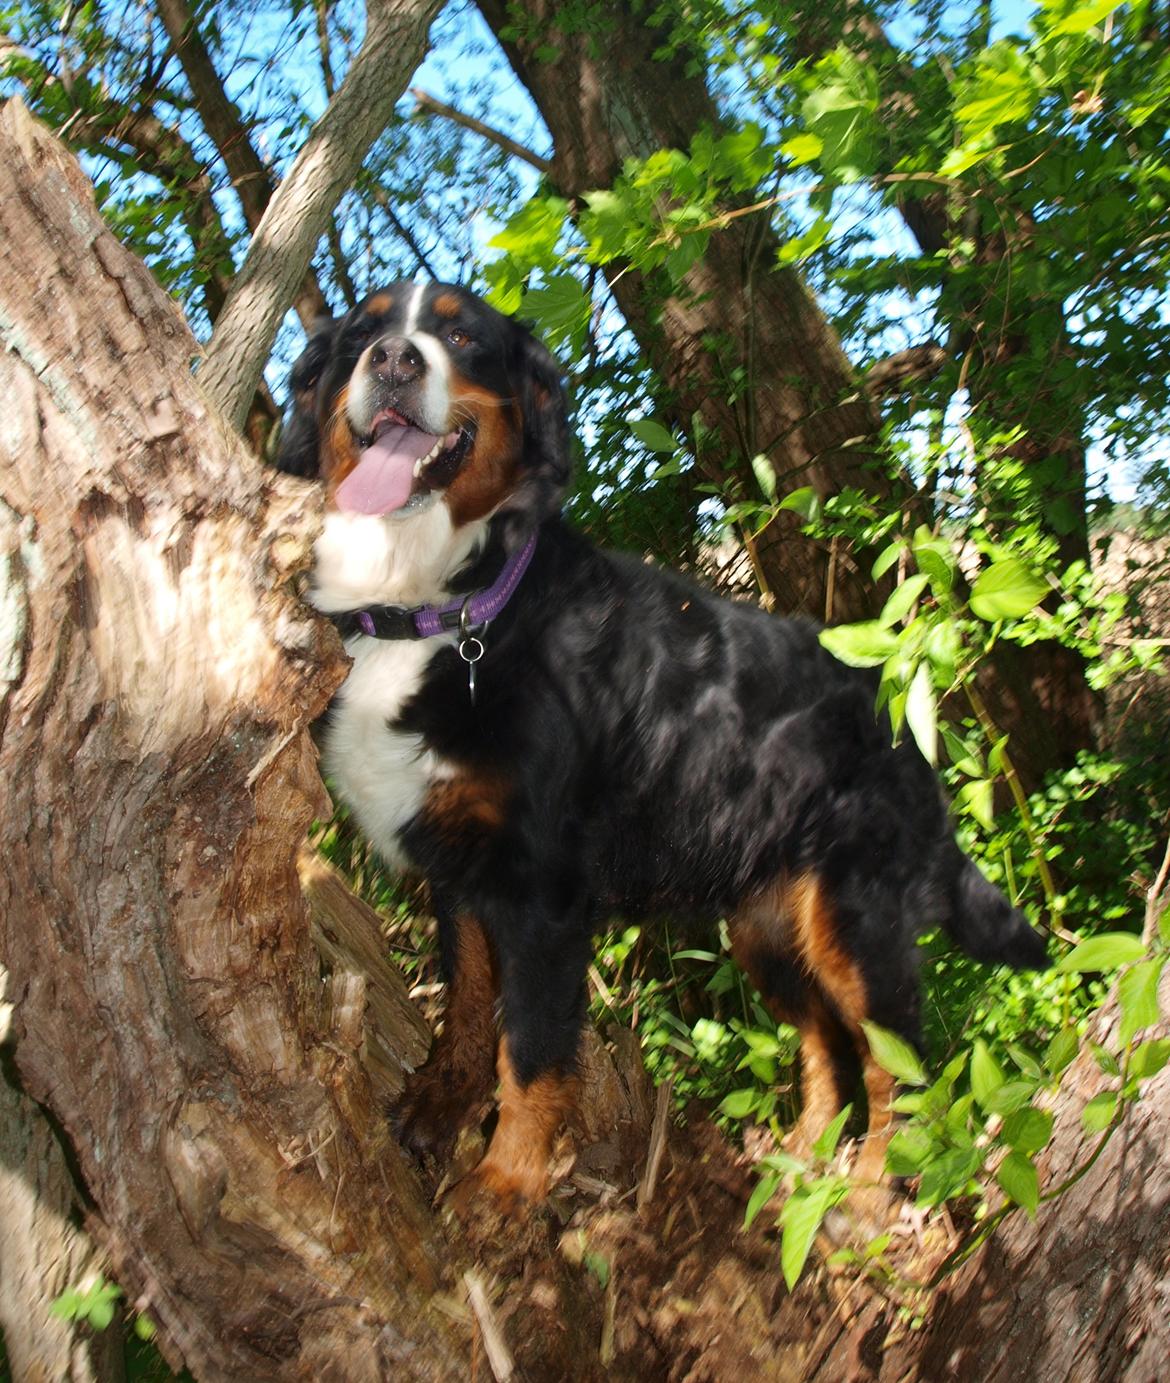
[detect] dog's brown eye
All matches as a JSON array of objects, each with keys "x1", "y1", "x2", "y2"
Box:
[{"x1": 447, "y1": 327, "x2": 470, "y2": 347}]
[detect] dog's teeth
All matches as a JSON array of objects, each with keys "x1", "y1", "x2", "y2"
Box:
[{"x1": 413, "y1": 457, "x2": 424, "y2": 478}]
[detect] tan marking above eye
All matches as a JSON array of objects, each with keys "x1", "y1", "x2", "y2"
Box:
[
  {"x1": 433, "y1": 292, "x2": 462, "y2": 318},
  {"x1": 365, "y1": 293, "x2": 394, "y2": 315}
]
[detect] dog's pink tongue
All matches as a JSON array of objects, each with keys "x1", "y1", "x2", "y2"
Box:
[{"x1": 335, "y1": 424, "x2": 438, "y2": 514}]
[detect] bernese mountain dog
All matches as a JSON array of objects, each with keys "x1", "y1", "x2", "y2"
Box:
[{"x1": 277, "y1": 280, "x2": 1047, "y2": 1215}]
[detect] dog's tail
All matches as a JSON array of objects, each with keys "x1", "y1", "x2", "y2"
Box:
[{"x1": 937, "y1": 841, "x2": 1048, "y2": 969}]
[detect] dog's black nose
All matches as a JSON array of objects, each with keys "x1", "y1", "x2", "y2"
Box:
[{"x1": 370, "y1": 337, "x2": 424, "y2": 386}]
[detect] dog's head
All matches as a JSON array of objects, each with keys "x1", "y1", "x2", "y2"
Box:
[{"x1": 277, "y1": 283, "x2": 570, "y2": 604}]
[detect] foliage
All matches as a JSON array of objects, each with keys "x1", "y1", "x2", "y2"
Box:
[{"x1": 3, "y1": 0, "x2": 1169, "y2": 1311}]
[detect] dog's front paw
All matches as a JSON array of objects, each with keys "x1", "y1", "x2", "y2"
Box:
[{"x1": 444, "y1": 1147, "x2": 550, "y2": 1229}]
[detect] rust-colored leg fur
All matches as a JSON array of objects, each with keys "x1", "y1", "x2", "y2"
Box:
[
  {"x1": 447, "y1": 1036, "x2": 576, "y2": 1217},
  {"x1": 731, "y1": 874, "x2": 897, "y2": 1184},
  {"x1": 395, "y1": 914, "x2": 499, "y2": 1159}
]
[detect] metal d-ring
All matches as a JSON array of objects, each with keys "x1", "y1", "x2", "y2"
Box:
[{"x1": 458, "y1": 598, "x2": 487, "y2": 704}]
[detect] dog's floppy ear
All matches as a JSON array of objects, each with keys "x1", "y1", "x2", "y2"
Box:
[
  {"x1": 497, "y1": 323, "x2": 573, "y2": 549},
  {"x1": 275, "y1": 315, "x2": 338, "y2": 478}
]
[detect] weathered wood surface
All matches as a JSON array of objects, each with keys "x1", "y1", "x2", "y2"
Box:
[{"x1": 0, "y1": 100, "x2": 464, "y2": 1381}]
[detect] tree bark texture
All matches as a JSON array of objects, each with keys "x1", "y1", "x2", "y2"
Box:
[
  {"x1": 1, "y1": 985, "x2": 125, "y2": 1383},
  {"x1": 0, "y1": 101, "x2": 465, "y2": 1381},
  {"x1": 794, "y1": 968, "x2": 1170, "y2": 1381},
  {"x1": 200, "y1": 0, "x2": 444, "y2": 435},
  {"x1": 477, "y1": 0, "x2": 895, "y2": 623}
]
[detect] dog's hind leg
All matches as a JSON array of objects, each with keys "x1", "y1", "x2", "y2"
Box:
[
  {"x1": 786, "y1": 873, "x2": 922, "y2": 1188},
  {"x1": 394, "y1": 906, "x2": 500, "y2": 1162},
  {"x1": 730, "y1": 888, "x2": 859, "y2": 1159}
]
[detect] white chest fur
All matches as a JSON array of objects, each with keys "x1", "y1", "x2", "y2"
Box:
[
  {"x1": 322, "y1": 635, "x2": 451, "y2": 870},
  {"x1": 310, "y1": 504, "x2": 485, "y2": 870}
]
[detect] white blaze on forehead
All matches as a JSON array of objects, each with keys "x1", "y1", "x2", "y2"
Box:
[
  {"x1": 346, "y1": 284, "x2": 453, "y2": 436},
  {"x1": 401, "y1": 281, "x2": 426, "y2": 334}
]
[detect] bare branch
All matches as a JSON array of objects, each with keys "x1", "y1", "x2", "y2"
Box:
[
  {"x1": 370, "y1": 183, "x2": 441, "y2": 280},
  {"x1": 201, "y1": 0, "x2": 444, "y2": 434},
  {"x1": 153, "y1": 0, "x2": 329, "y2": 327},
  {"x1": 411, "y1": 86, "x2": 551, "y2": 174},
  {"x1": 864, "y1": 341, "x2": 949, "y2": 398}
]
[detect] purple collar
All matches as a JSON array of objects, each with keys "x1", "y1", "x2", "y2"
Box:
[{"x1": 329, "y1": 531, "x2": 537, "y2": 642}]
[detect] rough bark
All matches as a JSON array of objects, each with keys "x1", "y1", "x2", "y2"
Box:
[
  {"x1": 1, "y1": 987, "x2": 125, "y2": 1383},
  {"x1": 477, "y1": 0, "x2": 895, "y2": 623},
  {"x1": 797, "y1": 968, "x2": 1170, "y2": 1381},
  {"x1": 200, "y1": 0, "x2": 444, "y2": 435},
  {"x1": 0, "y1": 101, "x2": 465, "y2": 1380},
  {"x1": 63, "y1": 104, "x2": 282, "y2": 455}
]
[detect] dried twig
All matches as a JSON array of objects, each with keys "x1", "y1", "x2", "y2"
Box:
[
  {"x1": 464, "y1": 1271, "x2": 514, "y2": 1383},
  {"x1": 637, "y1": 1077, "x2": 674, "y2": 1209},
  {"x1": 1143, "y1": 836, "x2": 1170, "y2": 946}
]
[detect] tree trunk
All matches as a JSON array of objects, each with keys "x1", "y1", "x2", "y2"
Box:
[
  {"x1": 0, "y1": 1009, "x2": 125, "y2": 1383},
  {"x1": 200, "y1": 0, "x2": 444, "y2": 434},
  {"x1": 0, "y1": 100, "x2": 465, "y2": 1381},
  {"x1": 477, "y1": 0, "x2": 896, "y2": 623},
  {"x1": 797, "y1": 968, "x2": 1170, "y2": 1380}
]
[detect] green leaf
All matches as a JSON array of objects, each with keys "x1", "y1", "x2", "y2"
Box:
[
  {"x1": 1131, "y1": 1038, "x2": 1170, "y2": 1082},
  {"x1": 719, "y1": 1087, "x2": 760, "y2": 1119},
  {"x1": 801, "y1": 48, "x2": 879, "y2": 182},
  {"x1": 744, "y1": 1170, "x2": 782, "y2": 1229},
  {"x1": 905, "y1": 662, "x2": 937, "y2": 765},
  {"x1": 1045, "y1": 1026, "x2": 1079, "y2": 1077},
  {"x1": 917, "y1": 1147, "x2": 983, "y2": 1207},
  {"x1": 1045, "y1": 1, "x2": 1121, "y2": 38},
  {"x1": 912, "y1": 529, "x2": 955, "y2": 594},
  {"x1": 519, "y1": 274, "x2": 589, "y2": 351},
  {"x1": 781, "y1": 132, "x2": 823, "y2": 166},
  {"x1": 1118, "y1": 957, "x2": 1166, "y2": 1044},
  {"x1": 871, "y1": 541, "x2": 902, "y2": 582},
  {"x1": 1007, "y1": 1045, "x2": 1045, "y2": 1081},
  {"x1": 583, "y1": 1250, "x2": 611, "y2": 1288},
  {"x1": 1056, "y1": 932, "x2": 1146, "y2": 974},
  {"x1": 819, "y1": 621, "x2": 900, "y2": 668},
  {"x1": 956, "y1": 778, "x2": 996, "y2": 831},
  {"x1": 752, "y1": 453, "x2": 778, "y2": 502},
  {"x1": 629, "y1": 418, "x2": 679, "y2": 454},
  {"x1": 488, "y1": 195, "x2": 569, "y2": 265},
  {"x1": 861, "y1": 1021, "x2": 927, "y2": 1086},
  {"x1": 980, "y1": 1079, "x2": 1038, "y2": 1116},
  {"x1": 1081, "y1": 1090, "x2": 1118, "y2": 1133},
  {"x1": 996, "y1": 1149, "x2": 1040, "y2": 1216},
  {"x1": 940, "y1": 725, "x2": 983, "y2": 778},
  {"x1": 780, "y1": 1178, "x2": 843, "y2": 1289},
  {"x1": 1090, "y1": 1042, "x2": 1121, "y2": 1077},
  {"x1": 812, "y1": 1102, "x2": 853, "y2": 1161},
  {"x1": 886, "y1": 1125, "x2": 935, "y2": 1177},
  {"x1": 1001, "y1": 1106, "x2": 1054, "y2": 1155},
  {"x1": 971, "y1": 1038, "x2": 1006, "y2": 1107},
  {"x1": 579, "y1": 188, "x2": 634, "y2": 263},
  {"x1": 879, "y1": 573, "x2": 930, "y2": 628},
  {"x1": 969, "y1": 559, "x2": 1049, "y2": 622},
  {"x1": 778, "y1": 485, "x2": 819, "y2": 520}
]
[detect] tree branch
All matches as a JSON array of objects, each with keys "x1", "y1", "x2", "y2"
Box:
[
  {"x1": 68, "y1": 104, "x2": 281, "y2": 452},
  {"x1": 200, "y1": 0, "x2": 444, "y2": 434},
  {"x1": 411, "y1": 86, "x2": 551, "y2": 174},
  {"x1": 153, "y1": 0, "x2": 329, "y2": 327}
]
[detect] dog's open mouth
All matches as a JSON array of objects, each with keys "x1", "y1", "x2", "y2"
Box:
[{"x1": 336, "y1": 409, "x2": 475, "y2": 516}]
